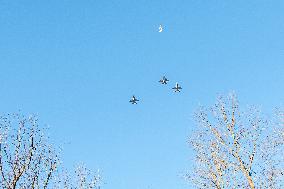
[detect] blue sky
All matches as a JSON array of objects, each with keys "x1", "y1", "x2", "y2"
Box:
[{"x1": 0, "y1": 1, "x2": 284, "y2": 188}]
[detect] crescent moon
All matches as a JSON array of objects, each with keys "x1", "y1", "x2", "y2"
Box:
[{"x1": 158, "y1": 25, "x2": 163, "y2": 32}]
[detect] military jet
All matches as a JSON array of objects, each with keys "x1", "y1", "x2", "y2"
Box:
[
  {"x1": 159, "y1": 76, "x2": 169, "y2": 84},
  {"x1": 172, "y1": 82, "x2": 182, "y2": 92},
  {"x1": 129, "y1": 95, "x2": 139, "y2": 104}
]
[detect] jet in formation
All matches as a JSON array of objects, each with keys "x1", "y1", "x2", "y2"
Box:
[
  {"x1": 159, "y1": 76, "x2": 169, "y2": 84},
  {"x1": 172, "y1": 82, "x2": 182, "y2": 92},
  {"x1": 129, "y1": 95, "x2": 139, "y2": 104}
]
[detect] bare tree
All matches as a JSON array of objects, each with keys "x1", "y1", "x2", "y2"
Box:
[
  {"x1": 54, "y1": 164, "x2": 102, "y2": 189},
  {"x1": 0, "y1": 113, "x2": 101, "y2": 189},
  {"x1": 186, "y1": 94, "x2": 284, "y2": 189}
]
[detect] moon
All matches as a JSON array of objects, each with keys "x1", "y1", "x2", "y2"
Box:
[{"x1": 158, "y1": 25, "x2": 163, "y2": 32}]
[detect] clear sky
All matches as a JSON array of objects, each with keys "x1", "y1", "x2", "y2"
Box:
[{"x1": 0, "y1": 1, "x2": 284, "y2": 188}]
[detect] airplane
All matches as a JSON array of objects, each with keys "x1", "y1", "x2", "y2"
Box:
[
  {"x1": 172, "y1": 82, "x2": 182, "y2": 92},
  {"x1": 129, "y1": 95, "x2": 139, "y2": 104},
  {"x1": 159, "y1": 76, "x2": 169, "y2": 84}
]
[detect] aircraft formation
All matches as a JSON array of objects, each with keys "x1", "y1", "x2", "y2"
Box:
[
  {"x1": 129, "y1": 25, "x2": 183, "y2": 104},
  {"x1": 129, "y1": 76, "x2": 182, "y2": 104}
]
